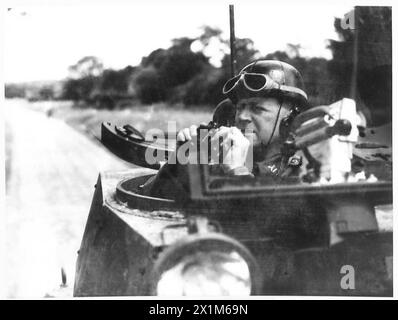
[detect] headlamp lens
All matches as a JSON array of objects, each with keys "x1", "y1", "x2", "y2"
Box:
[{"x1": 156, "y1": 250, "x2": 251, "y2": 296}]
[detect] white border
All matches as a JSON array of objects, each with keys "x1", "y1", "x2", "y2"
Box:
[{"x1": 0, "y1": 0, "x2": 396, "y2": 300}]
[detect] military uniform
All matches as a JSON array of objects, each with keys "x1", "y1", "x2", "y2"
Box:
[
  {"x1": 225, "y1": 152, "x2": 304, "y2": 182},
  {"x1": 142, "y1": 59, "x2": 310, "y2": 200},
  {"x1": 140, "y1": 153, "x2": 305, "y2": 202}
]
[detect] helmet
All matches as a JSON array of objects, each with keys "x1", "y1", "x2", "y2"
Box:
[{"x1": 223, "y1": 60, "x2": 308, "y2": 110}]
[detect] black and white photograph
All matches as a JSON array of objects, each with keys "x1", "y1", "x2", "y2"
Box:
[{"x1": 0, "y1": 0, "x2": 394, "y2": 301}]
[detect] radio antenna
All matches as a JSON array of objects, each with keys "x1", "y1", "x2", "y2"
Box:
[{"x1": 229, "y1": 4, "x2": 236, "y2": 77}]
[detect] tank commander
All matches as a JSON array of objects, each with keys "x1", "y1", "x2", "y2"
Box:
[
  {"x1": 177, "y1": 59, "x2": 309, "y2": 179},
  {"x1": 141, "y1": 60, "x2": 310, "y2": 199}
]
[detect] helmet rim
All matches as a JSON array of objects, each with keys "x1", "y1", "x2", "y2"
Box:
[{"x1": 225, "y1": 60, "x2": 309, "y2": 110}]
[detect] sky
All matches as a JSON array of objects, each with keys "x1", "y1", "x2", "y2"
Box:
[{"x1": 3, "y1": 0, "x2": 354, "y2": 83}]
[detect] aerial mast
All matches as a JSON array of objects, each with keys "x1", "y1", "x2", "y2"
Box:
[{"x1": 229, "y1": 4, "x2": 237, "y2": 77}]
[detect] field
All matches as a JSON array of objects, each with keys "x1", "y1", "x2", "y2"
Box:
[{"x1": 48, "y1": 101, "x2": 214, "y2": 142}]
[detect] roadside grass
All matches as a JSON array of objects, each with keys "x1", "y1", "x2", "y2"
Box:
[{"x1": 50, "y1": 101, "x2": 213, "y2": 141}]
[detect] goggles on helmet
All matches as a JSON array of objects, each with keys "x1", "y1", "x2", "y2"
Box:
[{"x1": 222, "y1": 72, "x2": 308, "y2": 100}]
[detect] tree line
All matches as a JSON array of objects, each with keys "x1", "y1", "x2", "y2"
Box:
[
  {"x1": 5, "y1": 7, "x2": 391, "y2": 124},
  {"x1": 58, "y1": 29, "x2": 336, "y2": 110}
]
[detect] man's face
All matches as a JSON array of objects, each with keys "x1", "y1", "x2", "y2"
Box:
[{"x1": 235, "y1": 97, "x2": 290, "y2": 147}]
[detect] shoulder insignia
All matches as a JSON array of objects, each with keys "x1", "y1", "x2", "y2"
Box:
[{"x1": 288, "y1": 155, "x2": 302, "y2": 167}]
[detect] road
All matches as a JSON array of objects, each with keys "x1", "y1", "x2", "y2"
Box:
[{"x1": 4, "y1": 99, "x2": 129, "y2": 298}]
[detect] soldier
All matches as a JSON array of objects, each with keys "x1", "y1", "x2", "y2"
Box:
[
  {"x1": 141, "y1": 60, "x2": 309, "y2": 199},
  {"x1": 177, "y1": 59, "x2": 309, "y2": 179}
]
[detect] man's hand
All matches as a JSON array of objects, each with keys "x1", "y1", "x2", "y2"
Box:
[
  {"x1": 176, "y1": 125, "x2": 200, "y2": 142},
  {"x1": 176, "y1": 125, "x2": 251, "y2": 174},
  {"x1": 209, "y1": 126, "x2": 250, "y2": 172}
]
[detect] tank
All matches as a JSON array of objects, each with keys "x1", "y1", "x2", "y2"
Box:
[{"x1": 74, "y1": 99, "x2": 392, "y2": 297}]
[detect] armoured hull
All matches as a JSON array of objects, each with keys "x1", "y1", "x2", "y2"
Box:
[{"x1": 74, "y1": 169, "x2": 392, "y2": 296}]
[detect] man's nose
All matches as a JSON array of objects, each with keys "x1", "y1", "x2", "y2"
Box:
[{"x1": 236, "y1": 108, "x2": 252, "y2": 127}]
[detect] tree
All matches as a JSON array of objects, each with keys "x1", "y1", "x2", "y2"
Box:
[
  {"x1": 197, "y1": 26, "x2": 225, "y2": 47},
  {"x1": 61, "y1": 77, "x2": 98, "y2": 103},
  {"x1": 100, "y1": 66, "x2": 136, "y2": 94},
  {"x1": 134, "y1": 35, "x2": 211, "y2": 104},
  {"x1": 286, "y1": 43, "x2": 302, "y2": 59},
  {"x1": 5, "y1": 84, "x2": 26, "y2": 98},
  {"x1": 38, "y1": 86, "x2": 54, "y2": 100},
  {"x1": 328, "y1": 6, "x2": 392, "y2": 125},
  {"x1": 62, "y1": 56, "x2": 104, "y2": 103},
  {"x1": 68, "y1": 56, "x2": 104, "y2": 79},
  {"x1": 133, "y1": 66, "x2": 166, "y2": 104},
  {"x1": 221, "y1": 37, "x2": 260, "y2": 75}
]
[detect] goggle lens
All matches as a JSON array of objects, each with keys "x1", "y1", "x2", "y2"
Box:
[
  {"x1": 223, "y1": 73, "x2": 269, "y2": 94},
  {"x1": 223, "y1": 75, "x2": 241, "y2": 94},
  {"x1": 244, "y1": 74, "x2": 267, "y2": 90}
]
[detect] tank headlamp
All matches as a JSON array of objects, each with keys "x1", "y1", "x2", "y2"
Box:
[{"x1": 149, "y1": 217, "x2": 261, "y2": 296}]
